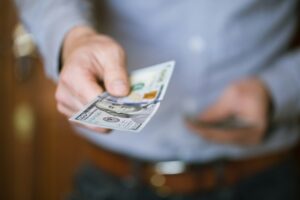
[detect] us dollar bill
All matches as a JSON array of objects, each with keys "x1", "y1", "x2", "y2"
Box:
[
  {"x1": 69, "y1": 61, "x2": 175, "y2": 132},
  {"x1": 105, "y1": 60, "x2": 175, "y2": 105}
]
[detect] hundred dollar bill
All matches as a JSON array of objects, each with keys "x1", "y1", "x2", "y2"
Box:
[
  {"x1": 70, "y1": 61, "x2": 175, "y2": 132},
  {"x1": 70, "y1": 96, "x2": 160, "y2": 132},
  {"x1": 104, "y1": 60, "x2": 175, "y2": 105}
]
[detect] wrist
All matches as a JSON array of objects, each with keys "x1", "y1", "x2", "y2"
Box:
[{"x1": 62, "y1": 25, "x2": 96, "y2": 62}]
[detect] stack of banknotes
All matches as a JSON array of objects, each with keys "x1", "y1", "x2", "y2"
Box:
[{"x1": 70, "y1": 61, "x2": 175, "y2": 132}]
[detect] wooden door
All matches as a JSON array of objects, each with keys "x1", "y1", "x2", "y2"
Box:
[{"x1": 0, "y1": 1, "x2": 86, "y2": 200}]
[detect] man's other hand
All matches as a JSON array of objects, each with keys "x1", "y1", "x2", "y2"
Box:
[
  {"x1": 186, "y1": 78, "x2": 272, "y2": 145},
  {"x1": 55, "y1": 26, "x2": 130, "y2": 132}
]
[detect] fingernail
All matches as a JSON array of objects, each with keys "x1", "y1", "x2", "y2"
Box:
[{"x1": 112, "y1": 80, "x2": 128, "y2": 95}]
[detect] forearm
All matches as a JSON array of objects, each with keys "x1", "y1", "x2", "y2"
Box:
[{"x1": 14, "y1": 0, "x2": 93, "y2": 81}]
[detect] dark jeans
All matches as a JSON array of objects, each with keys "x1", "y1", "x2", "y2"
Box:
[{"x1": 68, "y1": 157, "x2": 300, "y2": 200}]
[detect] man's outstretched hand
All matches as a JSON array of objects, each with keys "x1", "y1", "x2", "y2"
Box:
[
  {"x1": 55, "y1": 26, "x2": 130, "y2": 132},
  {"x1": 186, "y1": 78, "x2": 272, "y2": 145}
]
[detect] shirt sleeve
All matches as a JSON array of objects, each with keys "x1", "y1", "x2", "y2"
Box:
[
  {"x1": 259, "y1": 49, "x2": 300, "y2": 122},
  {"x1": 14, "y1": 0, "x2": 92, "y2": 82}
]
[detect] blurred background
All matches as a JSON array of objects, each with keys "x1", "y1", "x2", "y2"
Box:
[
  {"x1": 0, "y1": 1, "x2": 88, "y2": 199},
  {"x1": 1, "y1": 1, "x2": 300, "y2": 200}
]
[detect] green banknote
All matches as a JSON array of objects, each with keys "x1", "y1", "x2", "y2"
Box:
[{"x1": 70, "y1": 61, "x2": 175, "y2": 132}]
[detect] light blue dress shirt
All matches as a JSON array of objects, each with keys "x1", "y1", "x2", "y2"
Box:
[{"x1": 15, "y1": 0, "x2": 300, "y2": 162}]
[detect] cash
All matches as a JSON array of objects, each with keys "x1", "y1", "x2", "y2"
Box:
[{"x1": 70, "y1": 61, "x2": 175, "y2": 132}]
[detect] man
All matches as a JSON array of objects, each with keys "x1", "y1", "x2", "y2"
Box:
[{"x1": 15, "y1": 0, "x2": 300, "y2": 199}]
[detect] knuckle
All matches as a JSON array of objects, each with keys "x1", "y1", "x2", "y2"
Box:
[
  {"x1": 104, "y1": 42, "x2": 126, "y2": 60},
  {"x1": 67, "y1": 48, "x2": 92, "y2": 66},
  {"x1": 59, "y1": 73, "x2": 70, "y2": 86},
  {"x1": 59, "y1": 72, "x2": 78, "y2": 91},
  {"x1": 56, "y1": 104, "x2": 64, "y2": 114},
  {"x1": 75, "y1": 47, "x2": 92, "y2": 58},
  {"x1": 114, "y1": 44, "x2": 125, "y2": 56},
  {"x1": 116, "y1": 47, "x2": 126, "y2": 60},
  {"x1": 55, "y1": 88, "x2": 63, "y2": 103}
]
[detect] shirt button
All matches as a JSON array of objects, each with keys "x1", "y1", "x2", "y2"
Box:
[{"x1": 187, "y1": 36, "x2": 206, "y2": 53}]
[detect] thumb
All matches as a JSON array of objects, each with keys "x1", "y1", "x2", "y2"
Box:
[
  {"x1": 101, "y1": 52, "x2": 130, "y2": 97},
  {"x1": 199, "y1": 94, "x2": 234, "y2": 122},
  {"x1": 199, "y1": 84, "x2": 244, "y2": 121},
  {"x1": 199, "y1": 102, "x2": 231, "y2": 122}
]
